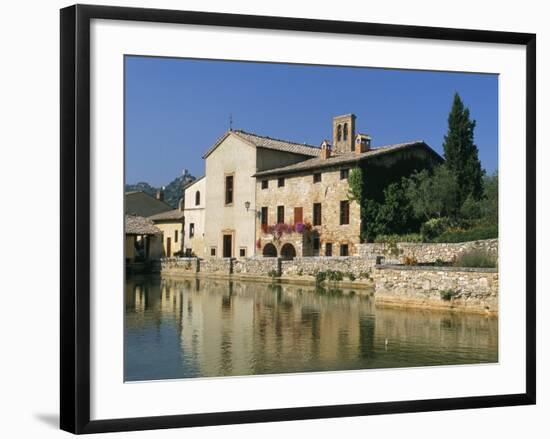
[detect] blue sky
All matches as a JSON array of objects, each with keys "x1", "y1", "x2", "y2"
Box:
[{"x1": 125, "y1": 56, "x2": 498, "y2": 186}]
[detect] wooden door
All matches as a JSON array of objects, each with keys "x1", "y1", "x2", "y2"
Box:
[
  {"x1": 166, "y1": 237, "x2": 171, "y2": 257},
  {"x1": 294, "y1": 207, "x2": 303, "y2": 225},
  {"x1": 223, "y1": 234, "x2": 232, "y2": 258}
]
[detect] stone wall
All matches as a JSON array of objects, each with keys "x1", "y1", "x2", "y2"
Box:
[
  {"x1": 160, "y1": 255, "x2": 375, "y2": 278},
  {"x1": 200, "y1": 257, "x2": 233, "y2": 274},
  {"x1": 357, "y1": 239, "x2": 498, "y2": 264},
  {"x1": 372, "y1": 265, "x2": 498, "y2": 314},
  {"x1": 160, "y1": 257, "x2": 199, "y2": 274},
  {"x1": 255, "y1": 166, "x2": 361, "y2": 257},
  {"x1": 281, "y1": 256, "x2": 374, "y2": 277},
  {"x1": 233, "y1": 257, "x2": 280, "y2": 275}
]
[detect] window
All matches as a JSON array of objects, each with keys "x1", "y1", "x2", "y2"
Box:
[
  {"x1": 174, "y1": 230, "x2": 178, "y2": 243},
  {"x1": 343, "y1": 122, "x2": 348, "y2": 141},
  {"x1": 225, "y1": 175, "x2": 234, "y2": 205},
  {"x1": 340, "y1": 244, "x2": 349, "y2": 256},
  {"x1": 261, "y1": 179, "x2": 268, "y2": 189},
  {"x1": 313, "y1": 203, "x2": 322, "y2": 226},
  {"x1": 239, "y1": 248, "x2": 247, "y2": 257},
  {"x1": 189, "y1": 223, "x2": 195, "y2": 238},
  {"x1": 210, "y1": 247, "x2": 216, "y2": 257},
  {"x1": 337, "y1": 124, "x2": 342, "y2": 141},
  {"x1": 340, "y1": 168, "x2": 350, "y2": 180},
  {"x1": 340, "y1": 200, "x2": 350, "y2": 225},
  {"x1": 294, "y1": 207, "x2": 303, "y2": 225},
  {"x1": 261, "y1": 207, "x2": 268, "y2": 225},
  {"x1": 313, "y1": 173, "x2": 321, "y2": 183},
  {"x1": 278, "y1": 177, "x2": 285, "y2": 187},
  {"x1": 195, "y1": 190, "x2": 200, "y2": 206},
  {"x1": 277, "y1": 206, "x2": 284, "y2": 224},
  {"x1": 325, "y1": 243, "x2": 332, "y2": 256}
]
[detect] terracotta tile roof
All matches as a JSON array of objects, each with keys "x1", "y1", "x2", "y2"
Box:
[
  {"x1": 125, "y1": 214, "x2": 162, "y2": 235},
  {"x1": 148, "y1": 209, "x2": 185, "y2": 222},
  {"x1": 253, "y1": 141, "x2": 442, "y2": 177},
  {"x1": 202, "y1": 130, "x2": 320, "y2": 159}
]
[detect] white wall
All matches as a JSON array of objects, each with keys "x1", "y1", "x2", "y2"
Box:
[
  {"x1": 204, "y1": 133, "x2": 258, "y2": 257},
  {"x1": 1, "y1": 1, "x2": 547, "y2": 439},
  {"x1": 184, "y1": 177, "x2": 207, "y2": 256}
]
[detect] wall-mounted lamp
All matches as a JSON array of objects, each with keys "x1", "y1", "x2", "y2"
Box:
[{"x1": 244, "y1": 201, "x2": 251, "y2": 211}]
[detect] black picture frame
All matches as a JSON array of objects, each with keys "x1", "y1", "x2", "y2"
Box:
[{"x1": 60, "y1": 4, "x2": 536, "y2": 434}]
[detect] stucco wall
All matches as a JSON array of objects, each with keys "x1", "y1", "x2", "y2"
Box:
[
  {"x1": 255, "y1": 166, "x2": 361, "y2": 257},
  {"x1": 204, "y1": 134, "x2": 257, "y2": 258},
  {"x1": 155, "y1": 222, "x2": 183, "y2": 257},
  {"x1": 184, "y1": 177, "x2": 206, "y2": 257}
]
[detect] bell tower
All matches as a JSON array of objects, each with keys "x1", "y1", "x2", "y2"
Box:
[{"x1": 332, "y1": 114, "x2": 356, "y2": 154}]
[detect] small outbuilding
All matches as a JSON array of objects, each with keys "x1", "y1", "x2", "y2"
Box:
[{"x1": 125, "y1": 214, "x2": 163, "y2": 272}]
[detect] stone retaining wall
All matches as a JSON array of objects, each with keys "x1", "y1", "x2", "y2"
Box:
[
  {"x1": 372, "y1": 265, "x2": 498, "y2": 314},
  {"x1": 357, "y1": 239, "x2": 498, "y2": 264},
  {"x1": 200, "y1": 257, "x2": 233, "y2": 274},
  {"x1": 281, "y1": 256, "x2": 375, "y2": 277},
  {"x1": 233, "y1": 257, "x2": 280, "y2": 275},
  {"x1": 160, "y1": 257, "x2": 199, "y2": 274}
]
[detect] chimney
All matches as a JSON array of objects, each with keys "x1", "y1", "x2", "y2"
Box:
[
  {"x1": 355, "y1": 133, "x2": 371, "y2": 153},
  {"x1": 156, "y1": 186, "x2": 165, "y2": 201},
  {"x1": 320, "y1": 140, "x2": 331, "y2": 160}
]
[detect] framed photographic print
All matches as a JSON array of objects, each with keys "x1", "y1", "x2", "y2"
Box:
[{"x1": 60, "y1": 4, "x2": 536, "y2": 434}]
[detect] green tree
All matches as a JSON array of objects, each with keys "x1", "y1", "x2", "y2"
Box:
[
  {"x1": 480, "y1": 172, "x2": 498, "y2": 224},
  {"x1": 404, "y1": 165, "x2": 459, "y2": 221},
  {"x1": 443, "y1": 93, "x2": 484, "y2": 204},
  {"x1": 375, "y1": 182, "x2": 416, "y2": 235}
]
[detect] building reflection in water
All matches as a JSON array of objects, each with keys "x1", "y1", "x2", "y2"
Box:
[{"x1": 124, "y1": 275, "x2": 498, "y2": 381}]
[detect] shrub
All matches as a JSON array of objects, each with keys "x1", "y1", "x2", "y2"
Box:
[
  {"x1": 267, "y1": 269, "x2": 280, "y2": 278},
  {"x1": 420, "y1": 217, "x2": 452, "y2": 241},
  {"x1": 440, "y1": 289, "x2": 458, "y2": 301},
  {"x1": 325, "y1": 270, "x2": 344, "y2": 282},
  {"x1": 374, "y1": 233, "x2": 423, "y2": 243},
  {"x1": 315, "y1": 271, "x2": 327, "y2": 284},
  {"x1": 434, "y1": 225, "x2": 498, "y2": 243},
  {"x1": 454, "y1": 250, "x2": 496, "y2": 268},
  {"x1": 358, "y1": 271, "x2": 371, "y2": 280},
  {"x1": 297, "y1": 268, "x2": 303, "y2": 276},
  {"x1": 346, "y1": 272, "x2": 356, "y2": 281},
  {"x1": 403, "y1": 255, "x2": 418, "y2": 266}
]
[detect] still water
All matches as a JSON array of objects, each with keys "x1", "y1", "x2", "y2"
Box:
[{"x1": 125, "y1": 275, "x2": 498, "y2": 381}]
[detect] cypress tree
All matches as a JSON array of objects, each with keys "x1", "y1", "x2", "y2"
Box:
[{"x1": 443, "y1": 93, "x2": 484, "y2": 205}]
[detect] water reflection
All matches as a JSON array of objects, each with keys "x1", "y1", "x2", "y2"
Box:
[{"x1": 124, "y1": 275, "x2": 498, "y2": 381}]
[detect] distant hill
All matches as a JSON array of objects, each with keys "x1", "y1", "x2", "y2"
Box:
[{"x1": 125, "y1": 169, "x2": 196, "y2": 209}]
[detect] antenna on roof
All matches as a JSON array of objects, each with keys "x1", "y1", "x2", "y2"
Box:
[{"x1": 229, "y1": 114, "x2": 233, "y2": 131}]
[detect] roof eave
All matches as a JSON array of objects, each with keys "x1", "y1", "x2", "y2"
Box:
[{"x1": 253, "y1": 141, "x2": 443, "y2": 178}]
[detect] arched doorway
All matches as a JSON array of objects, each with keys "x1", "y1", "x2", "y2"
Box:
[
  {"x1": 280, "y1": 243, "x2": 297, "y2": 260},
  {"x1": 262, "y1": 243, "x2": 278, "y2": 257}
]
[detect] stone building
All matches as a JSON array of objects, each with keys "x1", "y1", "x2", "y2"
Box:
[
  {"x1": 188, "y1": 113, "x2": 441, "y2": 259},
  {"x1": 253, "y1": 114, "x2": 442, "y2": 258}
]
